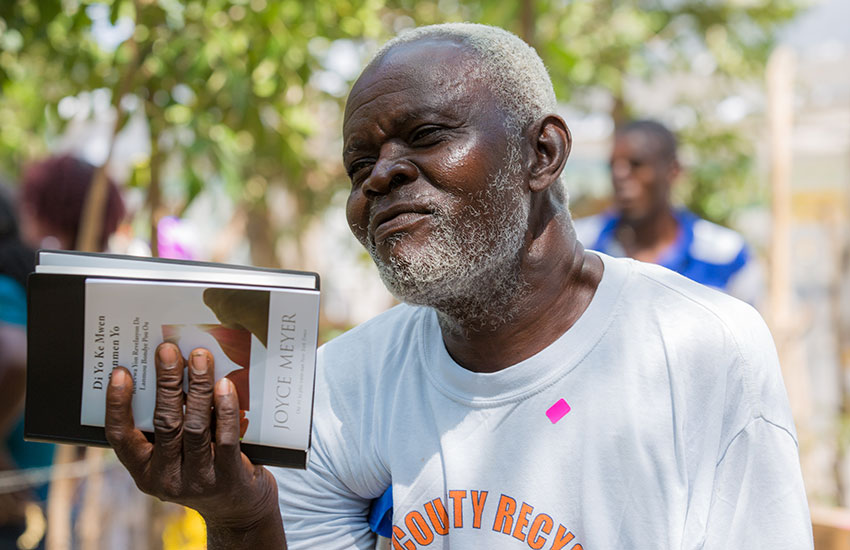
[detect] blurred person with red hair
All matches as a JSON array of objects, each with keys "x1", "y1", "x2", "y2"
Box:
[
  {"x1": 19, "y1": 154, "x2": 125, "y2": 252},
  {"x1": 3, "y1": 154, "x2": 126, "y2": 549}
]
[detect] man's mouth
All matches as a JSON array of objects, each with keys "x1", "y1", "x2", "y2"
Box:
[{"x1": 370, "y1": 203, "x2": 434, "y2": 244}]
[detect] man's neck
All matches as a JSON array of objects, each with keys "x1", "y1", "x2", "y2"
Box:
[
  {"x1": 615, "y1": 207, "x2": 679, "y2": 263},
  {"x1": 437, "y1": 212, "x2": 603, "y2": 374}
]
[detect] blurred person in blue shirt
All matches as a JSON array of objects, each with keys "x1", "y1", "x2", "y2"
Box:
[{"x1": 574, "y1": 119, "x2": 762, "y2": 305}]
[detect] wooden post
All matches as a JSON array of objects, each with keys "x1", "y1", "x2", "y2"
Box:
[
  {"x1": 812, "y1": 506, "x2": 850, "y2": 549},
  {"x1": 828, "y1": 60, "x2": 850, "y2": 508},
  {"x1": 767, "y1": 47, "x2": 794, "y2": 334},
  {"x1": 76, "y1": 449, "x2": 107, "y2": 549},
  {"x1": 45, "y1": 445, "x2": 75, "y2": 550},
  {"x1": 829, "y1": 208, "x2": 850, "y2": 505},
  {"x1": 765, "y1": 47, "x2": 814, "y2": 476}
]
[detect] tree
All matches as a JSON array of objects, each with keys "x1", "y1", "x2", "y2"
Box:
[
  {"x1": 1, "y1": 0, "x2": 387, "y2": 262},
  {"x1": 380, "y1": 0, "x2": 803, "y2": 224},
  {"x1": 1, "y1": 0, "x2": 804, "y2": 253}
]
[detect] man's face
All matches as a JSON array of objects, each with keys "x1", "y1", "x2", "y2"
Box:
[
  {"x1": 343, "y1": 40, "x2": 529, "y2": 309},
  {"x1": 609, "y1": 131, "x2": 677, "y2": 224}
]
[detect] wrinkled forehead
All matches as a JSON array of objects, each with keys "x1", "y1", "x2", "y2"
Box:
[{"x1": 343, "y1": 39, "x2": 483, "y2": 126}]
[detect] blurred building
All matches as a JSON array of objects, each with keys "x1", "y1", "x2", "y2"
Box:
[{"x1": 777, "y1": 0, "x2": 850, "y2": 507}]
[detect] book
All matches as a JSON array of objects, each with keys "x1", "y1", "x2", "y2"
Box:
[{"x1": 26, "y1": 250, "x2": 320, "y2": 469}]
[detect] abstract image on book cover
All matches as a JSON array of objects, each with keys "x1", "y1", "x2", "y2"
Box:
[{"x1": 162, "y1": 287, "x2": 270, "y2": 439}]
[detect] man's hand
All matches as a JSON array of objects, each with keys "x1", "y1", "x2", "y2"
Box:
[{"x1": 104, "y1": 343, "x2": 286, "y2": 548}]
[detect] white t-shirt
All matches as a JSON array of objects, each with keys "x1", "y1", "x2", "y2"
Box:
[{"x1": 272, "y1": 253, "x2": 812, "y2": 549}]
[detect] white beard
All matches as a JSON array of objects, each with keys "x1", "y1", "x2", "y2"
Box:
[{"x1": 365, "y1": 146, "x2": 530, "y2": 329}]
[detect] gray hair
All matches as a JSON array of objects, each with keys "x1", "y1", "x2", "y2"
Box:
[{"x1": 369, "y1": 23, "x2": 557, "y2": 136}]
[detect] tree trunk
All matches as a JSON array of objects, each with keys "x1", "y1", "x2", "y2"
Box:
[
  {"x1": 49, "y1": 21, "x2": 150, "y2": 549},
  {"x1": 246, "y1": 200, "x2": 280, "y2": 268},
  {"x1": 75, "y1": 168, "x2": 112, "y2": 253},
  {"x1": 74, "y1": 32, "x2": 144, "y2": 252},
  {"x1": 765, "y1": 46, "x2": 815, "y2": 489},
  {"x1": 520, "y1": 0, "x2": 535, "y2": 49},
  {"x1": 145, "y1": 105, "x2": 164, "y2": 258}
]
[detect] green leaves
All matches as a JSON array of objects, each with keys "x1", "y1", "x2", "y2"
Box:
[{"x1": 0, "y1": 0, "x2": 804, "y2": 262}]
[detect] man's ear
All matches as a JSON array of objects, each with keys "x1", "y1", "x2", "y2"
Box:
[{"x1": 526, "y1": 115, "x2": 571, "y2": 193}]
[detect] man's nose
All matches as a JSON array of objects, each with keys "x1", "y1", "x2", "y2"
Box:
[{"x1": 362, "y1": 146, "x2": 418, "y2": 196}]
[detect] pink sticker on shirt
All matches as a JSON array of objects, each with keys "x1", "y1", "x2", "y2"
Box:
[{"x1": 546, "y1": 399, "x2": 571, "y2": 424}]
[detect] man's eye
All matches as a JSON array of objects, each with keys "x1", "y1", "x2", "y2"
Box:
[
  {"x1": 347, "y1": 161, "x2": 373, "y2": 180},
  {"x1": 411, "y1": 126, "x2": 443, "y2": 143}
]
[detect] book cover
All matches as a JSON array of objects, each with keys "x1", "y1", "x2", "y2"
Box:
[
  {"x1": 26, "y1": 251, "x2": 320, "y2": 468},
  {"x1": 80, "y1": 279, "x2": 317, "y2": 451}
]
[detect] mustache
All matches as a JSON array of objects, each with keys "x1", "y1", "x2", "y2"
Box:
[{"x1": 366, "y1": 195, "x2": 445, "y2": 227}]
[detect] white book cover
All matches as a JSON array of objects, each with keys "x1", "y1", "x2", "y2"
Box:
[{"x1": 80, "y1": 278, "x2": 319, "y2": 451}]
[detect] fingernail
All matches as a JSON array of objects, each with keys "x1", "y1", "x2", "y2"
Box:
[
  {"x1": 215, "y1": 378, "x2": 232, "y2": 396},
  {"x1": 191, "y1": 352, "x2": 209, "y2": 375},
  {"x1": 158, "y1": 344, "x2": 179, "y2": 366},
  {"x1": 111, "y1": 368, "x2": 126, "y2": 387}
]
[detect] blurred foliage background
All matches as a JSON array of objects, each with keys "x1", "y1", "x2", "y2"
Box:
[
  {"x1": 9, "y1": 1, "x2": 850, "y2": 548},
  {"x1": 0, "y1": 0, "x2": 803, "y2": 265}
]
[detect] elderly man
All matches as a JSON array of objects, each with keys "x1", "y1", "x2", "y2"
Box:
[{"x1": 105, "y1": 23, "x2": 812, "y2": 549}]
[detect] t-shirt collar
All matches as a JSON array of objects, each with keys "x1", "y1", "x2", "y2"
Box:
[{"x1": 419, "y1": 252, "x2": 630, "y2": 405}]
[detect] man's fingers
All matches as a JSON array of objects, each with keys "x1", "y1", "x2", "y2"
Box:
[
  {"x1": 183, "y1": 349, "x2": 215, "y2": 478},
  {"x1": 105, "y1": 367, "x2": 152, "y2": 473},
  {"x1": 151, "y1": 343, "x2": 185, "y2": 473},
  {"x1": 213, "y1": 378, "x2": 243, "y2": 476}
]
